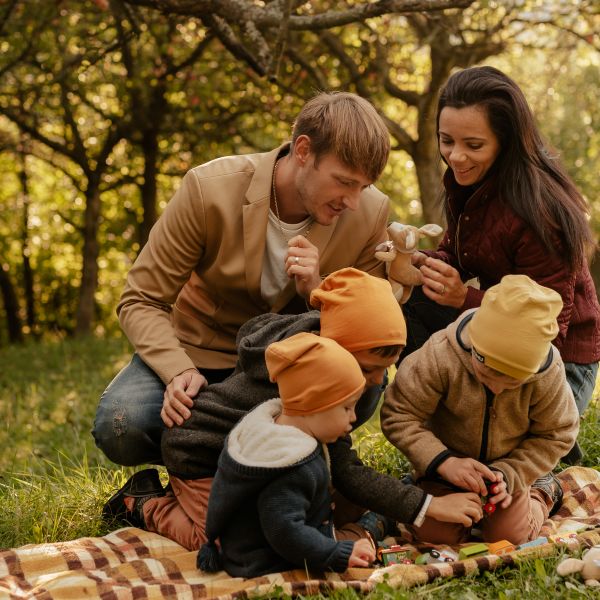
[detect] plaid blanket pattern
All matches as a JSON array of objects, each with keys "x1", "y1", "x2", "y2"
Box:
[{"x1": 1, "y1": 466, "x2": 598, "y2": 599}]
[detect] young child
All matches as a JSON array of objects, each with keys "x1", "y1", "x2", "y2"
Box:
[
  {"x1": 198, "y1": 333, "x2": 377, "y2": 577},
  {"x1": 381, "y1": 274, "x2": 580, "y2": 545}
]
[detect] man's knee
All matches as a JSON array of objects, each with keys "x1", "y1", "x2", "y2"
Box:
[{"x1": 93, "y1": 386, "x2": 165, "y2": 466}]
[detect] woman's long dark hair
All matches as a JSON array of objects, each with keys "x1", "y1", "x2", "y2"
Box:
[{"x1": 436, "y1": 65, "x2": 594, "y2": 269}]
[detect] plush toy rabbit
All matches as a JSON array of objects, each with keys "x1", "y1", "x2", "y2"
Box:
[
  {"x1": 557, "y1": 545, "x2": 600, "y2": 587},
  {"x1": 375, "y1": 222, "x2": 443, "y2": 304}
]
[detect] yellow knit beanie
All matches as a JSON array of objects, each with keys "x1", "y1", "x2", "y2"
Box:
[
  {"x1": 265, "y1": 332, "x2": 366, "y2": 415},
  {"x1": 469, "y1": 275, "x2": 562, "y2": 380},
  {"x1": 310, "y1": 267, "x2": 407, "y2": 352}
]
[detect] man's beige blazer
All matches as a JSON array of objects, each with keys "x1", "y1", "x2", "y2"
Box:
[{"x1": 118, "y1": 144, "x2": 389, "y2": 383}]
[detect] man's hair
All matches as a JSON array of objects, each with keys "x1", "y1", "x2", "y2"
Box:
[
  {"x1": 291, "y1": 91, "x2": 390, "y2": 182},
  {"x1": 369, "y1": 344, "x2": 404, "y2": 359}
]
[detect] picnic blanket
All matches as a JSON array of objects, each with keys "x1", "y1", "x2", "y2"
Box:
[{"x1": 1, "y1": 466, "x2": 599, "y2": 599}]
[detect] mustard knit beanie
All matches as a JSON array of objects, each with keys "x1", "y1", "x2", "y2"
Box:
[
  {"x1": 265, "y1": 332, "x2": 366, "y2": 415},
  {"x1": 469, "y1": 275, "x2": 562, "y2": 380},
  {"x1": 310, "y1": 267, "x2": 407, "y2": 351}
]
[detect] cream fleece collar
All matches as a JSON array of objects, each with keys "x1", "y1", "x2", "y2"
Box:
[{"x1": 227, "y1": 398, "x2": 320, "y2": 468}]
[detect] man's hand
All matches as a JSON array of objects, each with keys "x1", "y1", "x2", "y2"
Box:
[
  {"x1": 286, "y1": 235, "x2": 320, "y2": 299},
  {"x1": 419, "y1": 257, "x2": 467, "y2": 308},
  {"x1": 161, "y1": 368, "x2": 207, "y2": 427},
  {"x1": 348, "y1": 537, "x2": 376, "y2": 567},
  {"x1": 426, "y1": 493, "x2": 484, "y2": 526},
  {"x1": 437, "y1": 456, "x2": 497, "y2": 495}
]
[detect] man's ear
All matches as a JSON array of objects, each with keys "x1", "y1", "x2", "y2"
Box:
[{"x1": 293, "y1": 135, "x2": 312, "y2": 164}]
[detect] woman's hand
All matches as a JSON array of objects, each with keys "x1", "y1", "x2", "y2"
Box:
[{"x1": 420, "y1": 257, "x2": 467, "y2": 308}]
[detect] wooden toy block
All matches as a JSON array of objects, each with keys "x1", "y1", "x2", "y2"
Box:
[
  {"x1": 549, "y1": 531, "x2": 579, "y2": 545},
  {"x1": 378, "y1": 545, "x2": 413, "y2": 566},
  {"x1": 458, "y1": 543, "x2": 489, "y2": 560},
  {"x1": 487, "y1": 540, "x2": 515, "y2": 555},
  {"x1": 517, "y1": 536, "x2": 548, "y2": 550}
]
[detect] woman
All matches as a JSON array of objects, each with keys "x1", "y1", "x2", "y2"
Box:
[{"x1": 402, "y1": 65, "x2": 600, "y2": 427}]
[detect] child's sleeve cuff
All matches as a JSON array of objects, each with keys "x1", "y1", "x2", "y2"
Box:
[{"x1": 413, "y1": 494, "x2": 433, "y2": 527}]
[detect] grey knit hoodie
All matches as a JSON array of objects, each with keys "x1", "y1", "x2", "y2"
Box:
[{"x1": 162, "y1": 310, "x2": 427, "y2": 523}]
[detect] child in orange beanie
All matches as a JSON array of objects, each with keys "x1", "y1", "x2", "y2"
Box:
[
  {"x1": 382, "y1": 275, "x2": 579, "y2": 546},
  {"x1": 198, "y1": 333, "x2": 377, "y2": 577}
]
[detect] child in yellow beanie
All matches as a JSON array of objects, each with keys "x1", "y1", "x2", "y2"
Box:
[
  {"x1": 198, "y1": 333, "x2": 377, "y2": 577},
  {"x1": 382, "y1": 275, "x2": 579, "y2": 545}
]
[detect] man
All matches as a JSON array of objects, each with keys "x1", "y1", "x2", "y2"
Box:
[{"x1": 93, "y1": 92, "x2": 391, "y2": 466}]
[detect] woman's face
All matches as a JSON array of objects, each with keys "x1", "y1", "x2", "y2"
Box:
[{"x1": 438, "y1": 105, "x2": 501, "y2": 186}]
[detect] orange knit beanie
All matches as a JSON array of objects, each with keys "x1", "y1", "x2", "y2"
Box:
[
  {"x1": 265, "y1": 332, "x2": 366, "y2": 415},
  {"x1": 310, "y1": 267, "x2": 407, "y2": 351}
]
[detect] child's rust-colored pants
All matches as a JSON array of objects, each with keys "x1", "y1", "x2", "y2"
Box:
[
  {"x1": 143, "y1": 476, "x2": 370, "y2": 551},
  {"x1": 411, "y1": 479, "x2": 551, "y2": 546},
  {"x1": 143, "y1": 476, "x2": 213, "y2": 551}
]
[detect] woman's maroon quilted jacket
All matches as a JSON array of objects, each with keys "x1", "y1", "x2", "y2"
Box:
[{"x1": 426, "y1": 170, "x2": 600, "y2": 364}]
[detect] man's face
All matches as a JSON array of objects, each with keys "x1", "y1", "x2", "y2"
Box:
[
  {"x1": 351, "y1": 348, "x2": 401, "y2": 386},
  {"x1": 470, "y1": 353, "x2": 525, "y2": 395},
  {"x1": 294, "y1": 138, "x2": 373, "y2": 226}
]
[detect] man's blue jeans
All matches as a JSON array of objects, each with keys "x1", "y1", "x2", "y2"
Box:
[
  {"x1": 92, "y1": 354, "x2": 232, "y2": 466},
  {"x1": 93, "y1": 354, "x2": 385, "y2": 466}
]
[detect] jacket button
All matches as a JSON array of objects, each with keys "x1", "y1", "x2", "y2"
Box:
[
  {"x1": 465, "y1": 216, "x2": 470, "y2": 221},
  {"x1": 463, "y1": 252, "x2": 468, "y2": 257}
]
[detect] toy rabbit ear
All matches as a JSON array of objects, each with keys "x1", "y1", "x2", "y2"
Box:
[
  {"x1": 404, "y1": 230, "x2": 417, "y2": 250},
  {"x1": 387, "y1": 221, "x2": 406, "y2": 235},
  {"x1": 557, "y1": 558, "x2": 584, "y2": 576},
  {"x1": 419, "y1": 223, "x2": 444, "y2": 237}
]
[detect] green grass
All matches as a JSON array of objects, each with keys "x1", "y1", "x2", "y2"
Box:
[{"x1": 0, "y1": 336, "x2": 598, "y2": 598}]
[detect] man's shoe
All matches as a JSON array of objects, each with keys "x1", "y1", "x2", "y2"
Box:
[
  {"x1": 532, "y1": 472, "x2": 564, "y2": 517},
  {"x1": 103, "y1": 468, "x2": 165, "y2": 528}
]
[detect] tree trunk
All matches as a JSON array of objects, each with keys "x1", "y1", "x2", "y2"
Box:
[
  {"x1": 138, "y1": 87, "x2": 167, "y2": 251},
  {"x1": 74, "y1": 180, "x2": 101, "y2": 335},
  {"x1": 0, "y1": 263, "x2": 23, "y2": 343},
  {"x1": 413, "y1": 151, "x2": 444, "y2": 227},
  {"x1": 138, "y1": 128, "x2": 159, "y2": 250},
  {"x1": 18, "y1": 158, "x2": 36, "y2": 333}
]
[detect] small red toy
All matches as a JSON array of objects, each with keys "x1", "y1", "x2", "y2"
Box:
[
  {"x1": 483, "y1": 501, "x2": 496, "y2": 514},
  {"x1": 482, "y1": 480, "x2": 497, "y2": 516}
]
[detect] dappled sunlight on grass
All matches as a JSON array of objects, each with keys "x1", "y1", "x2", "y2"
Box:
[
  {"x1": 0, "y1": 338, "x2": 598, "y2": 598},
  {"x1": 0, "y1": 336, "x2": 132, "y2": 473}
]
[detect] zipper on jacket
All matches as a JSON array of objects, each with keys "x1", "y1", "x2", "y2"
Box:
[{"x1": 478, "y1": 387, "x2": 495, "y2": 462}]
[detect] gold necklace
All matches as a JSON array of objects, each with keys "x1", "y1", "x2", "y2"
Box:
[{"x1": 271, "y1": 159, "x2": 314, "y2": 241}]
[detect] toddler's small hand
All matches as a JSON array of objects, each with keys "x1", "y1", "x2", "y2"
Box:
[{"x1": 348, "y1": 538, "x2": 375, "y2": 567}]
